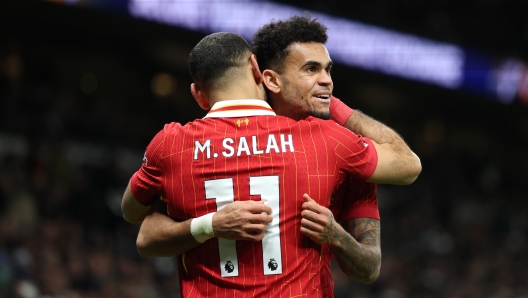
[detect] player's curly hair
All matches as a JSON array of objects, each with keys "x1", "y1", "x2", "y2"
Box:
[{"x1": 252, "y1": 13, "x2": 328, "y2": 74}]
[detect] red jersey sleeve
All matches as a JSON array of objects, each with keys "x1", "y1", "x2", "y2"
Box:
[
  {"x1": 130, "y1": 123, "x2": 179, "y2": 206},
  {"x1": 339, "y1": 179, "x2": 380, "y2": 223},
  {"x1": 320, "y1": 120, "x2": 378, "y2": 180}
]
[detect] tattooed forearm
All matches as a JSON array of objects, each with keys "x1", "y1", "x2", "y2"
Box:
[
  {"x1": 322, "y1": 213, "x2": 341, "y2": 244},
  {"x1": 330, "y1": 218, "x2": 381, "y2": 284}
]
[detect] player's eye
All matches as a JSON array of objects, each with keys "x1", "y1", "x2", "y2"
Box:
[{"x1": 307, "y1": 66, "x2": 316, "y2": 72}]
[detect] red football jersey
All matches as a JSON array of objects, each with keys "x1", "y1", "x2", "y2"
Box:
[{"x1": 131, "y1": 100, "x2": 378, "y2": 298}]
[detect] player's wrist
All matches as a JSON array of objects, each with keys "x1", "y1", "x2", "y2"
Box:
[
  {"x1": 330, "y1": 96, "x2": 354, "y2": 126},
  {"x1": 327, "y1": 221, "x2": 348, "y2": 248},
  {"x1": 190, "y1": 212, "x2": 216, "y2": 243}
]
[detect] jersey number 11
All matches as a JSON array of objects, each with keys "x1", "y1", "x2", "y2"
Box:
[{"x1": 204, "y1": 176, "x2": 282, "y2": 277}]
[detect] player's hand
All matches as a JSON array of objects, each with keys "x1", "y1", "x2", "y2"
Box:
[
  {"x1": 212, "y1": 200, "x2": 272, "y2": 242},
  {"x1": 300, "y1": 193, "x2": 344, "y2": 245}
]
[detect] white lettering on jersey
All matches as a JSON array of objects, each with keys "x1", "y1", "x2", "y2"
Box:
[
  {"x1": 280, "y1": 134, "x2": 294, "y2": 152},
  {"x1": 265, "y1": 135, "x2": 279, "y2": 153},
  {"x1": 237, "y1": 137, "x2": 251, "y2": 156},
  {"x1": 252, "y1": 136, "x2": 264, "y2": 154},
  {"x1": 194, "y1": 140, "x2": 211, "y2": 160},
  {"x1": 222, "y1": 138, "x2": 235, "y2": 157},
  {"x1": 196, "y1": 134, "x2": 294, "y2": 159}
]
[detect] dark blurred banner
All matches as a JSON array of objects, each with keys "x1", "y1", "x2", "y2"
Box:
[{"x1": 46, "y1": 0, "x2": 528, "y2": 106}]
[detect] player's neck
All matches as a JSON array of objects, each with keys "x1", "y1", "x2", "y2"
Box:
[
  {"x1": 208, "y1": 83, "x2": 265, "y2": 105},
  {"x1": 270, "y1": 97, "x2": 305, "y2": 121}
]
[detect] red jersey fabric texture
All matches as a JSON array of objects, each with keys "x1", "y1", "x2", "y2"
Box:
[{"x1": 130, "y1": 99, "x2": 378, "y2": 298}]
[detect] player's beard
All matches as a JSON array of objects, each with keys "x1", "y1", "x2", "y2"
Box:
[
  {"x1": 310, "y1": 109, "x2": 331, "y2": 120},
  {"x1": 281, "y1": 77, "x2": 331, "y2": 120}
]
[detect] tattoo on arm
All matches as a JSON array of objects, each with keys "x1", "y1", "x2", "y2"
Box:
[
  {"x1": 323, "y1": 213, "x2": 341, "y2": 244},
  {"x1": 349, "y1": 217, "x2": 380, "y2": 247},
  {"x1": 331, "y1": 218, "x2": 381, "y2": 284}
]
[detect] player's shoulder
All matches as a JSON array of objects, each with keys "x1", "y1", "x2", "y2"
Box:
[
  {"x1": 163, "y1": 122, "x2": 183, "y2": 130},
  {"x1": 302, "y1": 117, "x2": 356, "y2": 133},
  {"x1": 148, "y1": 122, "x2": 183, "y2": 142},
  {"x1": 161, "y1": 122, "x2": 183, "y2": 134},
  {"x1": 303, "y1": 116, "x2": 338, "y2": 126},
  {"x1": 273, "y1": 115, "x2": 298, "y2": 124}
]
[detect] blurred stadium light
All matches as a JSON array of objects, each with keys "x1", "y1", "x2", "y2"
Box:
[{"x1": 49, "y1": 0, "x2": 528, "y2": 105}]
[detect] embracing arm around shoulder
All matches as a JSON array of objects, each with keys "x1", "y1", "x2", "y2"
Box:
[
  {"x1": 368, "y1": 139, "x2": 421, "y2": 185},
  {"x1": 331, "y1": 96, "x2": 421, "y2": 185},
  {"x1": 121, "y1": 180, "x2": 152, "y2": 223},
  {"x1": 346, "y1": 111, "x2": 421, "y2": 185}
]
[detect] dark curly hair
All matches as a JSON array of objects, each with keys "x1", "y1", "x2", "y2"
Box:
[{"x1": 252, "y1": 14, "x2": 328, "y2": 74}]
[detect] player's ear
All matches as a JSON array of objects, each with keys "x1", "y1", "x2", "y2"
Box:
[
  {"x1": 190, "y1": 83, "x2": 210, "y2": 110},
  {"x1": 262, "y1": 69, "x2": 281, "y2": 94},
  {"x1": 249, "y1": 54, "x2": 263, "y2": 85}
]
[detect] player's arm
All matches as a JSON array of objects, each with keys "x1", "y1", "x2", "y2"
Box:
[
  {"x1": 121, "y1": 180, "x2": 152, "y2": 223},
  {"x1": 300, "y1": 194, "x2": 381, "y2": 284},
  {"x1": 122, "y1": 125, "x2": 170, "y2": 223},
  {"x1": 331, "y1": 96, "x2": 421, "y2": 185},
  {"x1": 136, "y1": 201, "x2": 199, "y2": 257},
  {"x1": 335, "y1": 218, "x2": 381, "y2": 284},
  {"x1": 137, "y1": 201, "x2": 273, "y2": 257},
  {"x1": 368, "y1": 139, "x2": 420, "y2": 185}
]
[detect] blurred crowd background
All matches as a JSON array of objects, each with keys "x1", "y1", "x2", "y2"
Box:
[{"x1": 1, "y1": 1, "x2": 527, "y2": 297}]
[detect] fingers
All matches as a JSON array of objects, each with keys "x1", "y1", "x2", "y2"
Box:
[
  {"x1": 237, "y1": 223, "x2": 268, "y2": 241},
  {"x1": 302, "y1": 193, "x2": 315, "y2": 209},
  {"x1": 232, "y1": 223, "x2": 269, "y2": 242},
  {"x1": 299, "y1": 226, "x2": 322, "y2": 244},
  {"x1": 300, "y1": 214, "x2": 334, "y2": 245},
  {"x1": 213, "y1": 200, "x2": 273, "y2": 242},
  {"x1": 303, "y1": 193, "x2": 315, "y2": 202},
  {"x1": 247, "y1": 201, "x2": 272, "y2": 215},
  {"x1": 247, "y1": 213, "x2": 273, "y2": 224},
  {"x1": 302, "y1": 193, "x2": 325, "y2": 214},
  {"x1": 300, "y1": 209, "x2": 315, "y2": 221},
  {"x1": 301, "y1": 208, "x2": 332, "y2": 229},
  {"x1": 232, "y1": 200, "x2": 272, "y2": 215},
  {"x1": 243, "y1": 223, "x2": 268, "y2": 235},
  {"x1": 232, "y1": 201, "x2": 272, "y2": 223},
  {"x1": 300, "y1": 217, "x2": 325, "y2": 233}
]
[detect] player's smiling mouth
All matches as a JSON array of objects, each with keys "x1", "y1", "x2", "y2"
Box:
[{"x1": 312, "y1": 92, "x2": 331, "y2": 103}]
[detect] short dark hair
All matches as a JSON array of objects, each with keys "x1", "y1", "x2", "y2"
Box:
[
  {"x1": 252, "y1": 14, "x2": 328, "y2": 74},
  {"x1": 189, "y1": 32, "x2": 252, "y2": 91}
]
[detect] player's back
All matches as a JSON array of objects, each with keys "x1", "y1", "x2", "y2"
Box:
[{"x1": 153, "y1": 111, "x2": 373, "y2": 297}]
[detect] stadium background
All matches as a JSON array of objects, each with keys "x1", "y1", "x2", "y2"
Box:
[{"x1": 1, "y1": 0, "x2": 527, "y2": 297}]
